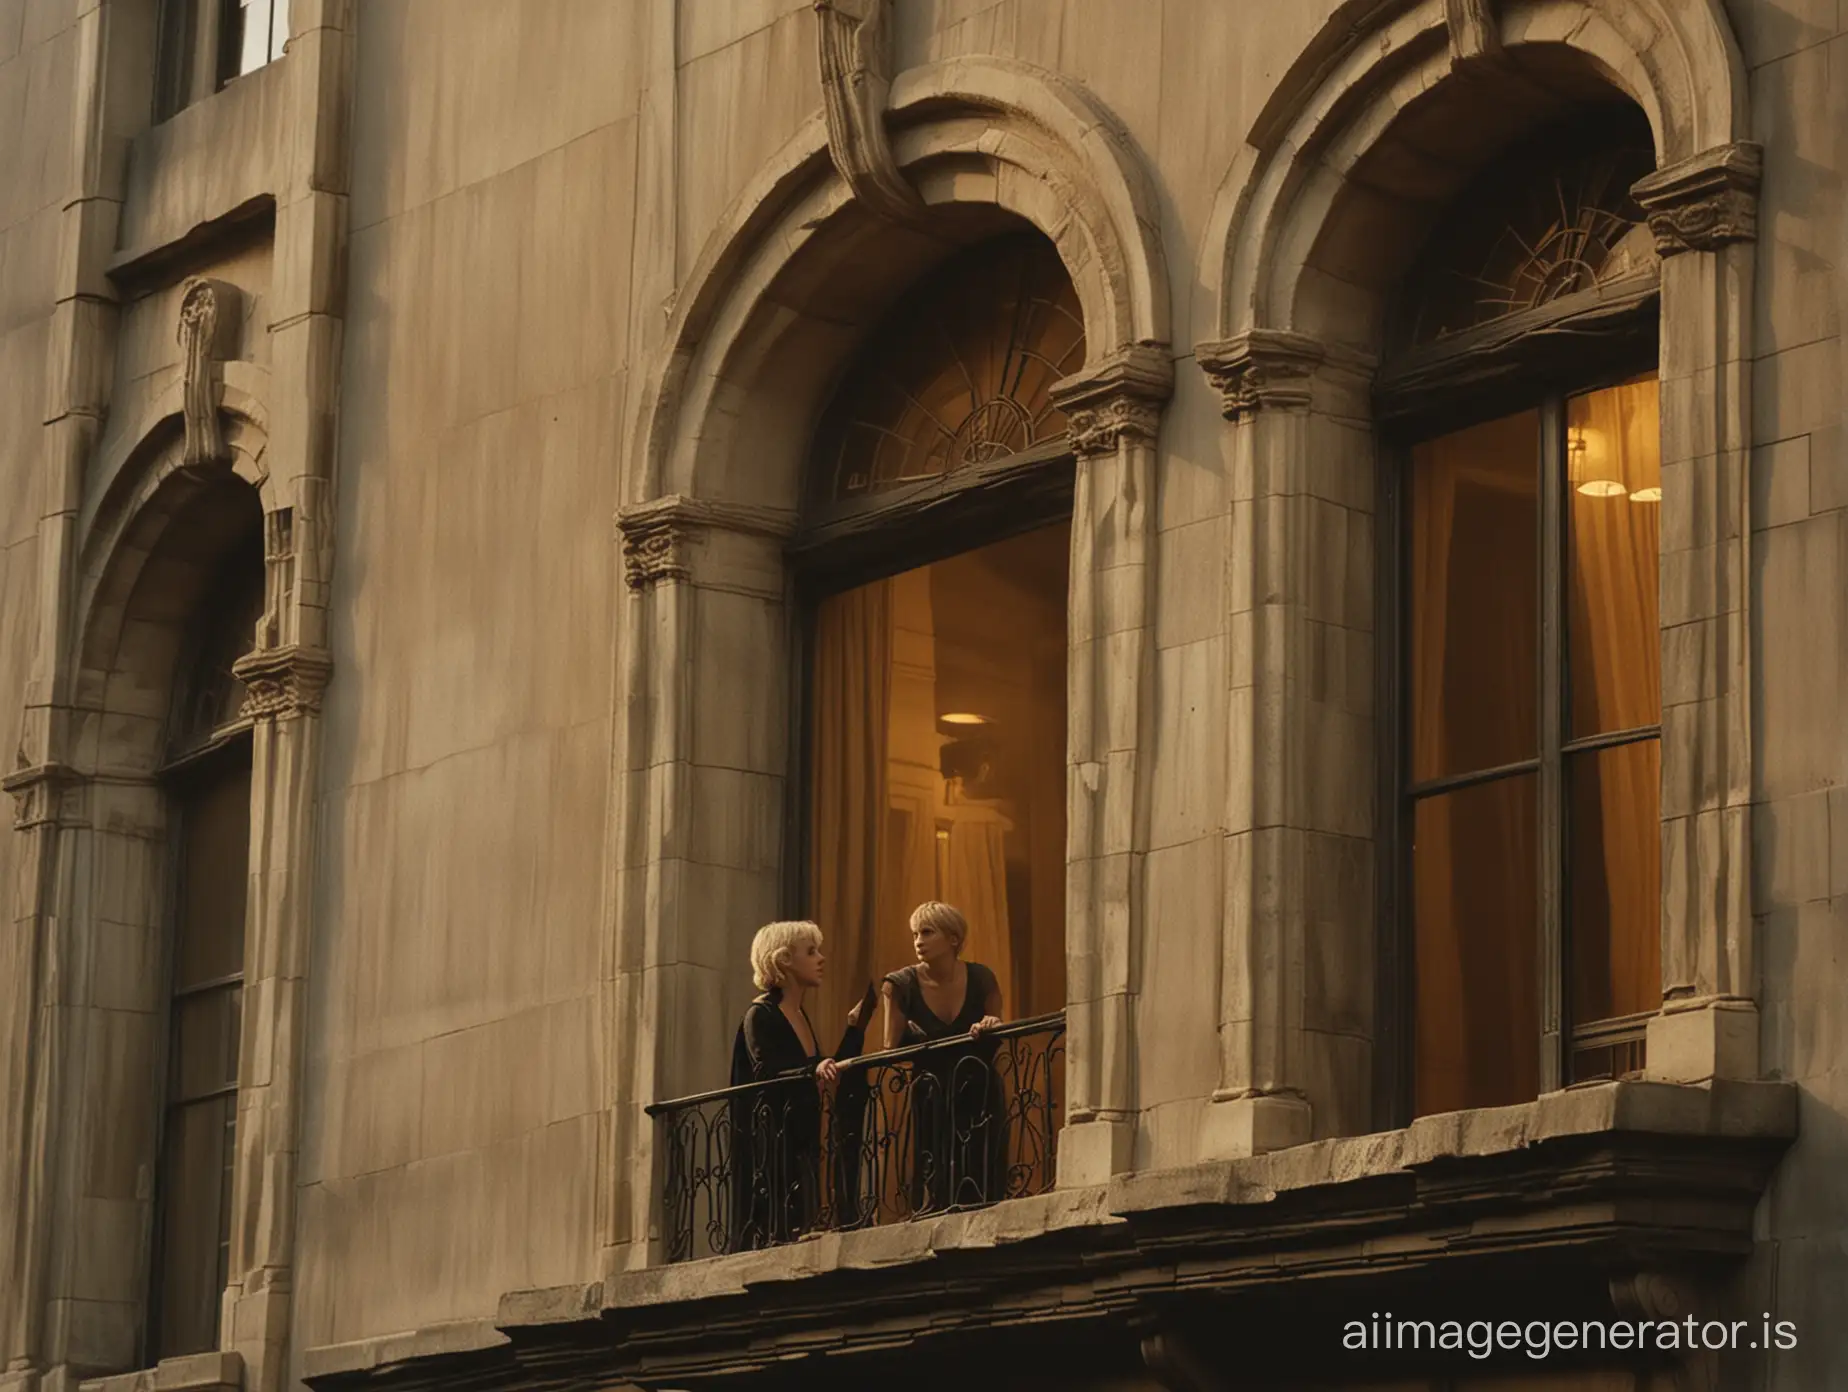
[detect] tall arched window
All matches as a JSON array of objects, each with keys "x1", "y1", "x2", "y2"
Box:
[
  {"x1": 1377, "y1": 108, "x2": 1663, "y2": 1119},
  {"x1": 796, "y1": 231, "x2": 1082, "y2": 1036},
  {"x1": 146, "y1": 493, "x2": 265, "y2": 1362}
]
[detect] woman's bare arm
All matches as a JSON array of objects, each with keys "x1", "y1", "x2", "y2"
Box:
[{"x1": 880, "y1": 980, "x2": 904, "y2": 1051}]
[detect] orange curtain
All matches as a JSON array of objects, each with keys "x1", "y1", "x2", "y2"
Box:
[
  {"x1": 1566, "y1": 377, "x2": 1662, "y2": 1024},
  {"x1": 809, "y1": 581, "x2": 893, "y2": 1040}
]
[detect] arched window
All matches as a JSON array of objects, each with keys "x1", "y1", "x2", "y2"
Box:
[
  {"x1": 1378, "y1": 107, "x2": 1663, "y2": 1119},
  {"x1": 146, "y1": 492, "x2": 265, "y2": 1362},
  {"x1": 797, "y1": 231, "x2": 1080, "y2": 1039}
]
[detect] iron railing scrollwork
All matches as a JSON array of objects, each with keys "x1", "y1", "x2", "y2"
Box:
[{"x1": 647, "y1": 1011, "x2": 1066, "y2": 1262}]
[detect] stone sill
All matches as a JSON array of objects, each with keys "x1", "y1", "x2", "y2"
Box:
[
  {"x1": 78, "y1": 1350, "x2": 242, "y2": 1392},
  {"x1": 299, "y1": 1321, "x2": 509, "y2": 1384},
  {"x1": 1114, "y1": 1075, "x2": 1797, "y2": 1214}
]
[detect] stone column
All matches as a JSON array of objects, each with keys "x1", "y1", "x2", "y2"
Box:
[
  {"x1": 222, "y1": 643, "x2": 331, "y2": 1392},
  {"x1": 1050, "y1": 346, "x2": 1172, "y2": 1186},
  {"x1": 1632, "y1": 144, "x2": 1763, "y2": 1084},
  {"x1": 602, "y1": 497, "x2": 795, "y2": 1272},
  {"x1": 1194, "y1": 330, "x2": 1376, "y2": 1155}
]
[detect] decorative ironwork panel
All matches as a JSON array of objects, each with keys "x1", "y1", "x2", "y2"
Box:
[
  {"x1": 1399, "y1": 107, "x2": 1658, "y2": 348},
  {"x1": 650, "y1": 1013, "x2": 1066, "y2": 1262},
  {"x1": 812, "y1": 234, "x2": 1086, "y2": 505}
]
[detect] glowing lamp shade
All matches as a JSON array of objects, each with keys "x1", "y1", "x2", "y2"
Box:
[
  {"x1": 1629, "y1": 486, "x2": 1662, "y2": 503},
  {"x1": 938, "y1": 712, "x2": 991, "y2": 726},
  {"x1": 1567, "y1": 424, "x2": 1627, "y2": 498}
]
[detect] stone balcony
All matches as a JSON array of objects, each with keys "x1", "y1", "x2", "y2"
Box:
[{"x1": 303, "y1": 1078, "x2": 1795, "y2": 1391}]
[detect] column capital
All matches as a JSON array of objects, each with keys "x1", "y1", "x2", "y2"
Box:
[
  {"x1": 1630, "y1": 142, "x2": 1762, "y2": 257},
  {"x1": 1196, "y1": 328, "x2": 1326, "y2": 421},
  {"x1": 2, "y1": 760, "x2": 79, "y2": 830},
  {"x1": 616, "y1": 495, "x2": 795, "y2": 591},
  {"x1": 234, "y1": 644, "x2": 333, "y2": 720},
  {"x1": 1050, "y1": 343, "x2": 1173, "y2": 458}
]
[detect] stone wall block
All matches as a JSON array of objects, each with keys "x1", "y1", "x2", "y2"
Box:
[{"x1": 1752, "y1": 790, "x2": 1831, "y2": 911}]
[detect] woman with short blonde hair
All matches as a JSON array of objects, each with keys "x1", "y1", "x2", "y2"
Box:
[
  {"x1": 879, "y1": 900, "x2": 1007, "y2": 1213},
  {"x1": 728, "y1": 919, "x2": 875, "y2": 1249}
]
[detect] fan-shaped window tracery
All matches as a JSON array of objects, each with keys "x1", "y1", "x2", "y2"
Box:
[
  {"x1": 1397, "y1": 108, "x2": 1657, "y2": 349},
  {"x1": 811, "y1": 233, "x2": 1086, "y2": 509}
]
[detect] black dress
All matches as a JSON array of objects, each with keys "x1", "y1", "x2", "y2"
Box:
[
  {"x1": 726, "y1": 991, "x2": 864, "y2": 1250},
  {"x1": 883, "y1": 962, "x2": 1007, "y2": 1213}
]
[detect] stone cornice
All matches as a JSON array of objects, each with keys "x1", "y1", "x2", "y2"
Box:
[
  {"x1": 1196, "y1": 328, "x2": 1327, "y2": 421},
  {"x1": 1049, "y1": 343, "x2": 1174, "y2": 457},
  {"x1": 2, "y1": 760, "x2": 78, "y2": 830},
  {"x1": 616, "y1": 495, "x2": 797, "y2": 591},
  {"x1": 233, "y1": 644, "x2": 333, "y2": 720},
  {"x1": 1630, "y1": 143, "x2": 1763, "y2": 257}
]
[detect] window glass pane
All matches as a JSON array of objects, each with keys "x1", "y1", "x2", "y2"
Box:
[
  {"x1": 1567, "y1": 375, "x2": 1661, "y2": 737},
  {"x1": 174, "y1": 750, "x2": 253, "y2": 990},
  {"x1": 152, "y1": 1094, "x2": 234, "y2": 1360},
  {"x1": 809, "y1": 524, "x2": 1070, "y2": 1032},
  {"x1": 1412, "y1": 773, "x2": 1539, "y2": 1117},
  {"x1": 1568, "y1": 738, "x2": 1661, "y2": 1026},
  {"x1": 1408, "y1": 410, "x2": 1540, "y2": 782},
  {"x1": 155, "y1": 0, "x2": 200, "y2": 120},
  {"x1": 170, "y1": 986, "x2": 242, "y2": 1101}
]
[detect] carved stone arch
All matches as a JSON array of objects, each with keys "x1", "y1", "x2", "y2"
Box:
[
  {"x1": 1185, "y1": 0, "x2": 1761, "y2": 1158},
  {"x1": 633, "y1": 54, "x2": 1171, "y2": 512},
  {"x1": 1201, "y1": 0, "x2": 1749, "y2": 345},
  {"x1": 606, "y1": 53, "x2": 1174, "y2": 1270}
]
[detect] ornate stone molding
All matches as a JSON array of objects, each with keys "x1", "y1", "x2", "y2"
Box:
[
  {"x1": 2, "y1": 760, "x2": 78, "y2": 830},
  {"x1": 1196, "y1": 329, "x2": 1326, "y2": 421},
  {"x1": 1631, "y1": 143, "x2": 1763, "y2": 257},
  {"x1": 233, "y1": 644, "x2": 333, "y2": 720},
  {"x1": 177, "y1": 278, "x2": 241, "y2": 470},
  {"x1": 1049, "y1": 343, "x2": 1174, "y2": 457},
  {"x1": 1444, "y1": 0, "x2": 1499, "y2": 65},
  {"x1": 814, "y1": 0, "x2": 924, "y2": 224},
  {"x1": 1609, "y1": 1273, "x2": 1720, "y2": 1392},
  {"x1": 616, "y1": 495, "x2": 797, "y2": 591}
]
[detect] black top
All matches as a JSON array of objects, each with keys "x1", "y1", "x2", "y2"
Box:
[
  {"x1": 883, "y1": 961, "x2": 1000, "y2": 1043},
  {"x1": 730, "y1": 989, "x2": 866, "y2": 1087}
]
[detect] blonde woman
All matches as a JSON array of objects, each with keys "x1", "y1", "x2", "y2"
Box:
[
  {"x1": 727, "y1": 921, "x2": 874, "y2": 1248},
  {"x1": 879, "y1": 902, "x2": 1007, "y2": 1213}
]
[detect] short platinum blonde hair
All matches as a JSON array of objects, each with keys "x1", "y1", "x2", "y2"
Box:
[
  {"x1": 908, "y1": 901, "x2": 967, "y2": 953},
  {"x1": 751, "y1": 920, "x2": 823, "y2": 991}
]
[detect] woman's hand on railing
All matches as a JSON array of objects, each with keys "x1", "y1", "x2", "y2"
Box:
[
  {"x1": 968, "y1": 1014, "x2": 1003, "y2": 1039},
  {"x1": 815, "y1": 1057, "x2": 841, "y2": 1088}
]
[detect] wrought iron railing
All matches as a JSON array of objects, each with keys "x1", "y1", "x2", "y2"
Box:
[{"x1": 647, "y1": 1011, "x2": 1066, "y2": 1262}]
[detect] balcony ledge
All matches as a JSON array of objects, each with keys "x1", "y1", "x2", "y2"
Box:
[{"x1": 304, "y1": 1079, "x2": 1796, "y2": 1391}]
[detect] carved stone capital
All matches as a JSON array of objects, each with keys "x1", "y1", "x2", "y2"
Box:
[
  {"x1": 1049, "y1": 343, "x2": 1173, "y2": 457},
  {"x1": 233, "y1": 645, "x2": 333, "y2": 720},
  {"x1": 2, "y1": 760, "x2": 78, "y2": 830},
  {"x1": 1631, "y1": 143, "x2": 1762, "y2": 257},
  {"x1": 177, "y1": 278, "x2": 241, "y2": 471},
  {"x1": 616, "y1": 496, "x2": 796, "y2": 592},
  {"x1": 1196, "y1": 328, "x2": 1326, "y2": 420},
  {"x1": 814, "y1": 0, "x2": 924, "y2": 224}
]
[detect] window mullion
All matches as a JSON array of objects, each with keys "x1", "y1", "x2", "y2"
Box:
[{"x1": 1536, "y1": 397, "x2": 1566, "y2": 1095}]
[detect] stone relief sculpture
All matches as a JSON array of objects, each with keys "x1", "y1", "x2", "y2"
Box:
[
  {"x1": 814, "y1": 0, "x2": 924, "y2": 223},
  {"x1": 177, "y1": 277, "x2": 240, "y2": 470},
  {"x1": 1443, "y1": 0, "x2": 1500, "y2": 64}
]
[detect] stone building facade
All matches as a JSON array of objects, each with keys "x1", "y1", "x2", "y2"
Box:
[{"x1": 0, "y1": 1, "x2": 1842, "y2": 1389}]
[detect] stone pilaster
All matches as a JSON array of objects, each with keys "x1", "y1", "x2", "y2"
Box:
[
  {"x1": 1196, "y1": 330, "x2": 1375, "y2": 1156},
  {"x1": 603, "y1": 495, "x2": 794, "y2": 1273},
  {"x1": 1050, "y1": 344, "x2": 1172, "y2": 1185},
  {"x1": 1631, "y1": 145, "x2": 1761, "y2": 1086}
]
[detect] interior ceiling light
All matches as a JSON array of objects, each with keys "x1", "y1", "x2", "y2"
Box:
[
  {"x1": 1577, "y1": 479, "x2": 1628, "y2": 497},
  {"x1": 1630, "y1": 486, "x2": 1662, "y2": 503},
  {"x1": 939, "y1": 712, "x2": 991, "y2": 725}
]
